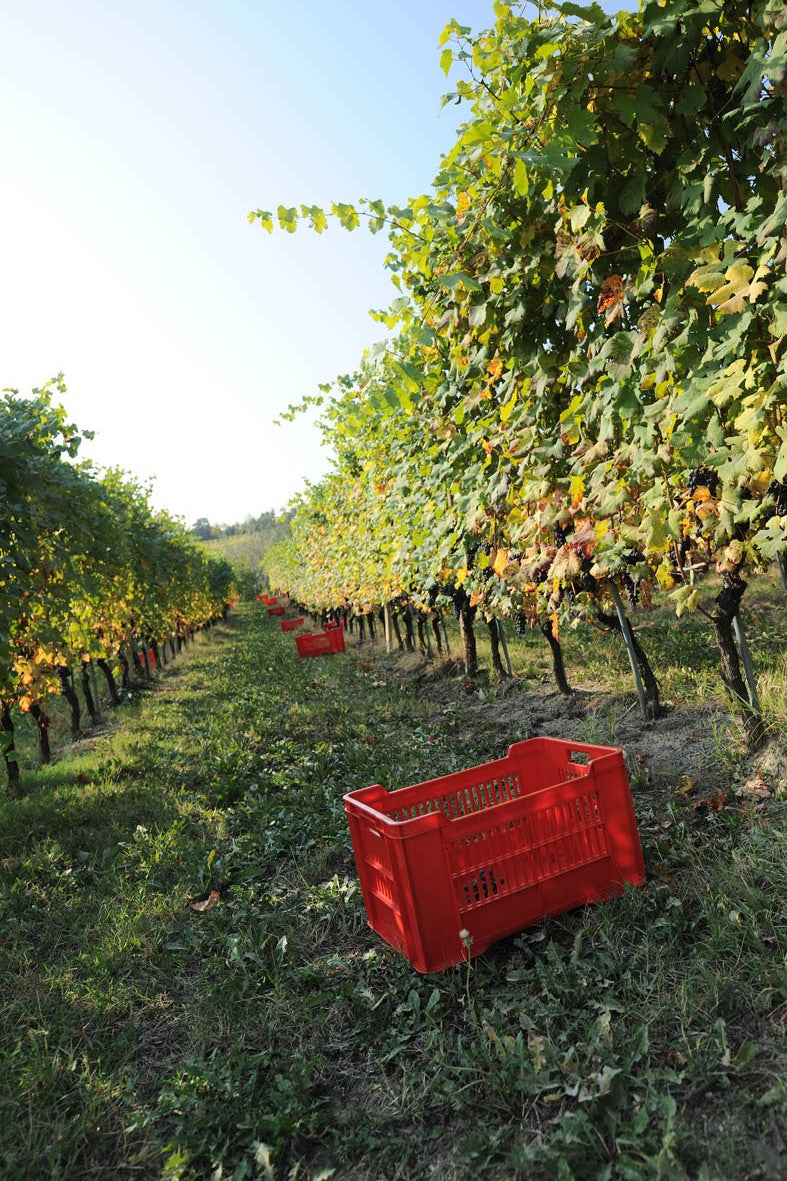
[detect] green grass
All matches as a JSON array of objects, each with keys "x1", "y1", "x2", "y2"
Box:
[{"x1": 1, "y1": 597, "x2": 785, "y2": 1180}]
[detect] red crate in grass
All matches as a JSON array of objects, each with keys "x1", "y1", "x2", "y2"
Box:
[
  {"x1": 267, "y1": 606, "x2": 286, "y2": 617},
  {"x1": 343, "y1": 738, "x2": 645, "y2": 973},
  {"x1": 295, "y1": 623, "x2": 346, "y2": 658},
  {"x1": 280, "y1": 617, "x2": 304, "y2": 632}
]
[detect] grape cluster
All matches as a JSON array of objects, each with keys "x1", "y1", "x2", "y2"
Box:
[
  {"x1": 767, "y1": 480, "x2": 787, "y2": 517},
  {"x1": 554, "y1": 524, "x2": 568, "y2": 547},
  {"x1": 580, "y1": 553, "x2": 597, "y2": 593},
  {"x1": 622, "y1": 571, "x2": 639, "y2": 607},
  {"x1": 688, "y1": 467, "x2": 719, "y2": 496},
  {"x1": 448, "y1": 586, "x2": 464, "y2": 620},
  {"x1": 515, "y1": 613, "x2": 528, "y2": 635}
]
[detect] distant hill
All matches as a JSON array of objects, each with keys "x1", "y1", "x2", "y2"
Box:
[{"x1": 191, "y1": 511, "x2": 292, "y2": 589}]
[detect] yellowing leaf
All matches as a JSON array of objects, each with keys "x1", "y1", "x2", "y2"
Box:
[
  {"x1": 487, "y1": 357, "x2": 503, "y2": 383},
  {"x1": 493, "y1": 548, "x2": 509, "y2": 576},
  {"x1": 724, "y1": 262, "x2": 754, "y2": 286},
  {"x1": 500, "y1": 392, "x2": 517, "y2": 423}
]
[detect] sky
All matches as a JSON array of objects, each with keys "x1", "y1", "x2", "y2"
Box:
[{"x1": 1, "y1": 0, "x2": 501, "y2": 527}]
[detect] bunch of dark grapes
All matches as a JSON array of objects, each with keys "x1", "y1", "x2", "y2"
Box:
[
  {"x1": 580, "y1": 553, "x2": 597, "y2": 593},
  {"x1": 554, "y1": 523, "x2": 568, "y2": 547},
  {"x1": 766, "y1": 480, "x2": 787, "y2": 517},
  {"x1": 688, "y1": 467, "x2": 719, "y2": 496},
  {"x1": 622, "y1": 571, "x2": 639, "y2": 607},
  {"x1": 515, "y1": 613, "x2": 528, "y2": 635}
]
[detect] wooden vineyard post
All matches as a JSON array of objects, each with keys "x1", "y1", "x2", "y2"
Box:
[{"x1": 384, "y1": 603, "x2": 392, "y2": 655}]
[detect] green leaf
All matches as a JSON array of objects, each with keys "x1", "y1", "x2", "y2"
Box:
[
  {"x1": 612, "y1": 92, "x2": 637, "y2": 126},
  {"x1": 248, "y1": 208, "x2": 273, "y2": 232},
  {"x1": 638, "y1": 115, "x2": 670, "y2": 154},
  {"x1": 634, "y1": 84, "x2": 662, "y2": 123},
  {"x1": 513, "y1": 156, "x2": 530, "y2": 197},
  {"x1": 554, "y1": 1, "x2": 609, "y2": 24},
  {"x1": 468, "y1": 301, "x2": 488, "y2": 329},
  {"x1": 277, "y1": 205, "x2": 299, "y2": 233},
  {"x1": 441, "y1": 272, "x2": 482, "y2": 292},
  {"x1": 300, "y1": 204, "x2": 328, "y2": 234},
  {"x1": 331, "y1": 202, "x2": 360, "y2": 231},
  {"x1": 677, "y1": 85, "x2": 707, "y2": 117},
  {"x1": 440, "y1": 47, "x2": 453, "y2": 76}
]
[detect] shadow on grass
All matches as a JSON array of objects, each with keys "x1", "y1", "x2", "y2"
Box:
[{"x1": 0, "y1": 767, "x2": 184, "y2": 862}]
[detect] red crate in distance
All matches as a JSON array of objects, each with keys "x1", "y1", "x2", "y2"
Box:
[
  {"x1": 343, "y1": 737, "x2": 645, "y2": 973},
  {"x1": 280, "y1": 617, "x2": 304, "y2": 632},
  {"x1": 267, "y1": 606, "x2": 286, "y2": 617},
  {"x1": 295, "y1": 623, "x2": 346, "y2": 658}
]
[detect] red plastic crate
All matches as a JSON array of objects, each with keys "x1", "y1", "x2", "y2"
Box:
[
  {"x1": 267, "y1": 606, "x2": 286, "y2": 617},
  {"x1": 295, "y1": 624, "x2": 346, "y2": 658},
  {"x1": 280, "y1": 617, "x2": 304, "y2": 632},
  {"x1": 343, "y1": 738, "x2": 645, "y2": 973}
]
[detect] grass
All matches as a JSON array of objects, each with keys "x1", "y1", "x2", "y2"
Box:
[{"x1": 1, "y1": 590, "x2": 785, "y2": 1180}]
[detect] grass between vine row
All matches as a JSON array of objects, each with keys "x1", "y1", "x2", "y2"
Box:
[{"x1": 1, "y1": 596, "x2": 785, "y2": 1180}]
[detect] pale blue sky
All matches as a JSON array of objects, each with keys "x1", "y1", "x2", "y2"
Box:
[{"x1": 1, "y1": 1, "x2": 626, "y2": 526}]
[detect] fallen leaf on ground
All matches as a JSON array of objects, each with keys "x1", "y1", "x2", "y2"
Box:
[
  {"x1": 190, "y1": 890, "x2": 220, "y2": 913},
  {"x1": 735, "y1": 773, "x2": 771, "y2": 800},
  {"x1": 691, "y1": 792, "x2": 726, "y2": 812}
]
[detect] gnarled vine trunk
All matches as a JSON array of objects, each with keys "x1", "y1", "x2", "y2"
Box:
[
  {"x1": 96, "y1": 658, "x2": 121, "y2": 705},
  {"x1": 431, "y1": 614, "x2": 443, "y2": 655},
  {"x1": 81, "y1": 661, "x2": 99, "y2": 725},
  {"x1": 711, "y1": 575, "x2": 765, "y2": 750},
  {"x1": 57, "y1": 666, "x2": 81, "y2": 738},
  {"x1": 487, "y1": 618, "x2": 507, "y2": 678},
  {"x1": 28, "y1": 702, "x2": 51, "y2": 764},
  {"x1": 1, "y1": 702, "x2": 20, "y2": 789},
  {"x1": 458, "y1": 598, "x2": 478, "y2": 678},
  {"x1": 541, "y1": 618, "x2": 572, "y2": 696}
]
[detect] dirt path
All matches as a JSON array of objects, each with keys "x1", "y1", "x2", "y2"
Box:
[{"x1": 356, "y1": 644, "x2": 786, "y2": 803}]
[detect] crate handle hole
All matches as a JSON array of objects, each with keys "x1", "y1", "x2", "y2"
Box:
[{"x1": 569, "y1": 751, "x2": 590, "y2": 765}]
